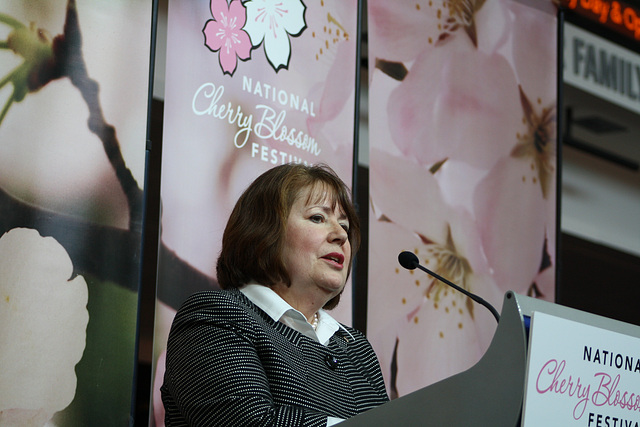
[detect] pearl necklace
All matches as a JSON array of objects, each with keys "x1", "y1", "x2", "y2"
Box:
[{"x1": 310, "y1": 312, "x2": 319, "y2": 331}]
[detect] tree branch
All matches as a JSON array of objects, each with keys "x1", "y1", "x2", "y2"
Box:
[
  {"x1": 35, "y1": 0, "x2": 145, "y2": 230},
  {"x1": 0, "y1": 186, "x2": 217, "y2": 308}
]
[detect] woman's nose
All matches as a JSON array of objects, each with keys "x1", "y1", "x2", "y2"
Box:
[{"x1": 329, "y1": 221, "x2": 348, "y2": 244}]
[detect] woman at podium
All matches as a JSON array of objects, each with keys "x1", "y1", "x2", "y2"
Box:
[{"x1": 161, "y1": 163, "x2": 389, "y2": 426}]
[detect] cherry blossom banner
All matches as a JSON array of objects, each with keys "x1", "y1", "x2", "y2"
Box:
[
  {"x1": 0, "y1": 0, "x2": 151, "y2": 424},
  {"x1": 151, "y1": 0, "x2": 360, "y2": 423},
  {"x1": 366, "y1": 0, "x2": 558, "y2": 399}
]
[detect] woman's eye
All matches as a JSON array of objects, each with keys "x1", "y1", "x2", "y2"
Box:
[
  {"x1": 310, "y1": 214, "x2": 324, "y2": 223},
  {"x1": 340, "y1": 224, "x2": 349, "y2": 233}
]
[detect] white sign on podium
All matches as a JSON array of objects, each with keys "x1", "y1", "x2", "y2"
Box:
[{"x1": 523, "y1": 312, "x2": 640, "y2": 426}]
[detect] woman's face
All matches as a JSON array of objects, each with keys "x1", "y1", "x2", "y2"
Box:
[{"x1": 280, "y1": 185, "x2": 352, "y2": 305}]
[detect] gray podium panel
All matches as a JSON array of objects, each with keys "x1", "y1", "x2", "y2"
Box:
[{"x1": 341, "y1": 292, "x2": 640, "y2": 426}]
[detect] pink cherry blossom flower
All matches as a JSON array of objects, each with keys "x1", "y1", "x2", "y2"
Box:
[
  {"x1": 473, "y1": 87, "x2": 557, "y2": 294},
  {"x1": 367, "y1": 149, "x2": 503, "y2": 396},
  {"x1": 243, "y1": 0, "x2": 307, "y2": 71},
  {"x1": 371, "y1": 0, "x2": 557, "y2": 296},
  {"x1": 303, "y1": 3, "x2": 359, "y2": 150},
  {"x1": 366, "y1": 0, "x2": 558, "y2": 400},
  {"x1": 203, "y1": 0, "x2": 253, "y2": 76},
  {"x1": 506, "y1": 0, "x2": 558, "y2": 103},
  {"x1": 386, "y1": 35, "x2": 522, "y2": 171},
  {"x1": 367, "y1": 0, "x2": 510, "y2": 63}
]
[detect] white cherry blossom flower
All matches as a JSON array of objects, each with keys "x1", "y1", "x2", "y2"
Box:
[
  {"x1": 0, "y1": 228, "x2": 88, "y2": 426},
  {"x1": 243, "y1": 0, "x2": 307, "y2": 71}
]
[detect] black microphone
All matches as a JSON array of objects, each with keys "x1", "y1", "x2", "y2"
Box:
[{"x1": 398, "y1": 251, "x2": 500, "y2": 323}]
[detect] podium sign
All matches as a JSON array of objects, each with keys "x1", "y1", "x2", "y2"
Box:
[
  {"x1": 523, "y1": 312, "x2": 640, "y2": 426},
  {"x1": 341, "y1": 293, "x2": 640, "y2": 426}
]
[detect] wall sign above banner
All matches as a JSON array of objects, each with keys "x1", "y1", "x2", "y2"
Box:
[
  {"x1": 563, "y1": 0, "x2": 640, "y2": 41},
  {"x1": 564, "y1": 22, "x2": 640, "y2": 115}
]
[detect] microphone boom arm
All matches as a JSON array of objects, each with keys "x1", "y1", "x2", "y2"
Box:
[{"x1": 399, "y1": 251, "x2": 500, "y2": 323}]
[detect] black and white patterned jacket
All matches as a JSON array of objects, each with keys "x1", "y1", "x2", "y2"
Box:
[{"x1": 161, "y1": 289, "x2": 389, "y2": 426}]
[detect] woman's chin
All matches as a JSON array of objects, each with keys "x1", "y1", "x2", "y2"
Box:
[{"x1": 320, "y1": 280, "x2": 346, "y2": 297}]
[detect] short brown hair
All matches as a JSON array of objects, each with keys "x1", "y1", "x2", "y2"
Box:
[{"x1": 216, "y1": 163, "x2": 360, "y2": 309}]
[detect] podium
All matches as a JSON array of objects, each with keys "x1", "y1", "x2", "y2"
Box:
[{"x1": 341, "y1": 291, "x2": 640, "y2": 426}]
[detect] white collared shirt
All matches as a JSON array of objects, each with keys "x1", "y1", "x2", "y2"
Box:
[
  {"x1": 239, "y1": 283, "x2": 353, "y2": 346},
  {"x1": 240, "y1": 283, "x2": 348, "y2": 425}
]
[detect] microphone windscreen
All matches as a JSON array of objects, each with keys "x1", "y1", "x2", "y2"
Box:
[{"x1": 398, "y1": 251, "x2": 419, "y2": 270}]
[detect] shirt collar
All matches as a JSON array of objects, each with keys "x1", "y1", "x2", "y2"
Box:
[{"x1": 239, "y1": 283, "x2": 353, "y2": 345}]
